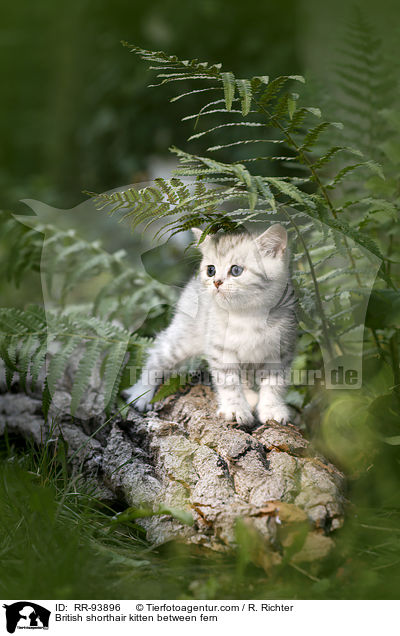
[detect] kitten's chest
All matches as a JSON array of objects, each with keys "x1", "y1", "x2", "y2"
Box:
[{"x1": 210, "y1": 310, "x2": 281, "y2": 363}]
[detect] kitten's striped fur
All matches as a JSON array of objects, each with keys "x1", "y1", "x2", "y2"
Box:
[{"x1": 124, "y1": 225, "x2": 297, "y2": 426}]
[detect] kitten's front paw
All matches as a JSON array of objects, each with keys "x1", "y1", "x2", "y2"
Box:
[
  {"x1": 122, "y1": 383, "x2": 156, "y2": 412},
  {"x1": 217, "y1": 404, "x2": 255, "y2": 426},
  {"x1": 257, "y1": 403, "x2": 290, "y2": 425}
]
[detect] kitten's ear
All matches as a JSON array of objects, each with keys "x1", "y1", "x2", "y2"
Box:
[
  {"x1": 192, "y1": 228, "x2": 210, "y2": 249},
  {"x1": 255, "y1": 224, "x2": 287, "y2": 258}
]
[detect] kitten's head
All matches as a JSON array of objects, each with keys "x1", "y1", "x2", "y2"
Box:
[{"x1": 193, "y1": 225, "x2": 289, "y2": 311}]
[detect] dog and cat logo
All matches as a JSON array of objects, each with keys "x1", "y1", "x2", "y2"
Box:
[{"x1": 2, "y1": 603, "x2": 51, "y2": 633}]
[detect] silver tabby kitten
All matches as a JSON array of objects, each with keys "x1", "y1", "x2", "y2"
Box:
[{"x1": 124, "y1": 224, "x2": 297, "y2": 426}]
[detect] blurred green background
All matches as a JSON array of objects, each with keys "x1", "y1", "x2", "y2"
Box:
[
  {"x1": 1, "y1": 0, "x2": 400, "y2": 601},
  {"x1": 1, "y1": 0, "x2": 398, "y2": 209}
]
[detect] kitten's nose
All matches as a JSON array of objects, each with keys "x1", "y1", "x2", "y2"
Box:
[{"x1": 214, "y1": 279, "x2": 223, "y2": 289}]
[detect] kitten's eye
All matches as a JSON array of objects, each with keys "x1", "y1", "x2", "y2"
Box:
[
  {"x1": 207, "y1": 265, "x2": 216, "y2": 277},
  {"x1": 230, "y1": 265, "x2": 243, "y2": 277}
]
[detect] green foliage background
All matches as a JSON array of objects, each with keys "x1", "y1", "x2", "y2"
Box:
[{"x1": 0, "y1": 0, "x2": 400, "y2": 601}]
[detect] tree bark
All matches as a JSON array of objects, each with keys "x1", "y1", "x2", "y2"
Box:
[{"x1": 0, "y1": 369, "x2": 346, "y2": 563}]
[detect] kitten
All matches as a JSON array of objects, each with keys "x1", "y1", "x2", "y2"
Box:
[{"x1": 124, "y1": 224, "x2": 297, "y2": 426}]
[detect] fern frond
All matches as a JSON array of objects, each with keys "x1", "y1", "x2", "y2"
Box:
[
  {"x1": 285, "y1": 106, "x2": 321, "y2": 133},
  {"x1": 207, "y1": 139, "x2": 284, "y2": 152},
  {"x1": 0, "y1": 335, "x2": 18, "y2": 388},
  {"x1": 183, "y1": 107, "x2": 244, "y2": 121},
  {"x1": 30, "y1": 333, "x2": 52, "y2": 390},
  {"x1": 188, "y1": 121, "x2": 269, "y2": 141},
  {"x1": 262, "y1": 177, "x2": 318, "y2": 209},
  {"x1": 310, "y1": 146, "x2": 362, "y2": 171},
  {"x1": 123, "y1": 42, "x2": 222, "y2": 77},
  {"x1": 170, "y1": 87, "x2": 221, "y2": 102},
  {"x1": 326, "y1": 160, "x2": 383, "y2": 189},
  {"x1": 0, "y1": 211, "x2": 183, "y2": 415},
  {"x1": 87, "y1": 40, "x2": 398, "y2": 373},
  {"x1": 298, "y1": 122, "x2": 343, "y2": 153},
  {"x1": 47, "y1": 336, "x2": 81, "y2": 394},
  {"x1": 70, "y1": 339, "x2": 104, "y2": 416},
  {"x1": 102, "y1": 339, "x2": 129, "y2": 413},
  {"x1": 221, "y1": 72, "x2": 235, "y2": 110},
  {"x1": 257, "y1": 75, "x2": 304, "y2": 109},
  {"x1": 236, "y1": 79, "x2": 252, "y2": 116}
]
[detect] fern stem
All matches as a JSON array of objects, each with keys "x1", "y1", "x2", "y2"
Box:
[{"x1": 281, "y1": 207, "x2": 334, "y2": 357}]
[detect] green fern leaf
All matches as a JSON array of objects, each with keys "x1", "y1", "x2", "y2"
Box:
[
  {"x1": 47, "y1": 335, "x2": 81, "y2": 394},
  {"x1": 311, "y1": 146, "x2": 362, "y2": 170},
  {"x1": 287, "y1": 93, "x2": 298, "y2": 120},
  {"x1": 207, "y1": 138, "x2": 284, "y2": 152},
  {"x1": 183, "y1": 107, "x2": 242, "y2": 122},
  {"x1": 326, "y1": 160, "x2": 383, "y2": 189},
  {"x1": 42, "y1": 377, "x2": 52, "y2": 421},
  {"x1": 17, "y1": 335, "x2": 37, "y2": 390},
  {"x1": 236, "y1": 79, "x2": 252, "y2": 116},
  {"x1": 188, "y1": 121, "x2": 267, "y2": 141},
  {"x1": 55, "y1": 239, "x2": 96, "y2": 264},
  {"x1": 0, "y1": 335, "x2": 18, "y2": 388},
  {"x1": 152, "y1": 374, "x2": 183, "y2": 403},
  {"x1": 299, "y1": 122, "x2": 343, "y2": 153},
  {"x1": 170, "y1": 87, "x2": 220, "y2": 102},
  {"x1": 257, "y1": 75, "x2": 304, "y2": 109},
  {"x1": 103, "y1": 339, "x2": 129, "y2": 411},
  {"x1": 0, "y1": 306, "x2": 42, "y2": 335},
  {"x1": 264, "y1": 177, "x2": 316, "y2": 208},
  {"x1": 30, "y1": 334, "x2": 53, "y2": 390},
  {"x1": 221, "y1": 72, "x2": 235, "y2": 110},
  {"x1": 70, "y1": 339, "x2": 103, "y2": 416},
  {"x1": 254, "y1": 177, "x2": 277, "y2": 210},
  {"x1": 64, "y1": 253, "x2": 110, "y2": 292},
  {"x1": 250, "y1": 75, "x2": 269, "y2": 91}
]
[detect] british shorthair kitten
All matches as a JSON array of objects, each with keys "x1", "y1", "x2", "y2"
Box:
[{"x1": 124, "y1": 224, "x2": 297, "y2": 426}]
